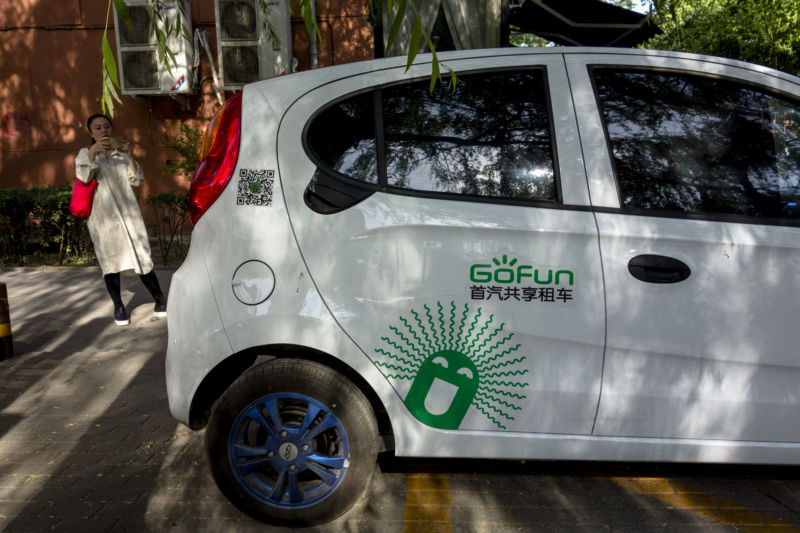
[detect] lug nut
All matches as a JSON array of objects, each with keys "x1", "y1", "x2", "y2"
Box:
[
  {"x1": 288, "y1": 465, "x2": 297, "y2": 472},
  {"x1": 267, "y1": 450, "x2": 275, "y2": 458},
  {"x1": 279, "y1": 430, "x2": 288, "y2": 438},
  {"x1": 302, "y1": 444, "x2": 311, "y2": 452}
]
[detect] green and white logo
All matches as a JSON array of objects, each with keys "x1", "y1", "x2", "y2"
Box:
[
  {"x1": 373, "y1": 301, "x2": 529, "y2": 430},
  {"x1": 470, "y1": 255, "x2": 574, "y2": 285},
  {"x1": 468, "y1": 255, "x2": 576, "y2": 304}
]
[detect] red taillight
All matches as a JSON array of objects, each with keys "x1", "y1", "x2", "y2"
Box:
[{"x1": 189, "y1": 91, "x2": 243, "y2": 225}]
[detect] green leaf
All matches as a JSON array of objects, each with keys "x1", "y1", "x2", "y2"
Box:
[
  {"x1": 386, "y1": 0, "x2": 407, "y2": 56},
  {"x1": 156, "y1": 29, "x2": 176, "y2": 74},
  {"x1": 105, "y1": 71, "x2": 122, "y2": 104},
  {"x1": 112, "y1": 0, "x2": 134, "y2": 31},
  {"x1": 157, "y1": 30, "x2": 167, "y2": 59},
  {"x1": 422, "y1": 31, "x2": 442, "y2": 90},
  {"x1": 430, "y1": 54, "x2": 440, "y2": 92},
  {"x1": 406, "y1": 14, "x2": 422, "y2": 71},
  {"x1": 177, "y1": 11, "x2": 191, "y2": 42},
  {"x1": 300, "y1": 0, "x2": 322, "y2": 48},
  {"x1": 101, "y1": 34, "x2": 119, "y2": 87},
  {"x1": 101, "y1": 76, "x2": 113, "y2": 116},
  {"x1": 446, "y1": 66, "x2": 459, "y2": 92}
]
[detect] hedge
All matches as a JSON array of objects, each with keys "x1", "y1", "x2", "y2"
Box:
[{"x1": 0, "y1": 187, "x2": 189, "y2": 267}]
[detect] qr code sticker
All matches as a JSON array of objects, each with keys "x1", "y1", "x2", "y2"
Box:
[{"x1": 236, "y1": 169, "x2": 274, "y2": 206}]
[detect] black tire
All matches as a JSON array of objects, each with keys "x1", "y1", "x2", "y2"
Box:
[{"x1": 206, "y1": 358, "x2": 379, "y2": 526}]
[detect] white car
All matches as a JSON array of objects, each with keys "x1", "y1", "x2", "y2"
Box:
[{"x1": 166, "y1": 47, "x2": 800, "y2": 525}]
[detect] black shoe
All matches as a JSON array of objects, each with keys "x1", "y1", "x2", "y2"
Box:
[
  {"x1": 114, "y1": 305, "x2": 130, "y2": 326},
  {"x1": 154, "y1": 298, "x2": 167, "y2": 318}
]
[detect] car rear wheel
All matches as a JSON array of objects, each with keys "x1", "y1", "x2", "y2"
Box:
[{"x1": 206, "y1": 358, "x2": 379, "y2": 525}]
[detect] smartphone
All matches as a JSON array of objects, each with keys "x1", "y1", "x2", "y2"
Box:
[{"x1": 109, "y1": 137, "x2": 125, "y2": 150}]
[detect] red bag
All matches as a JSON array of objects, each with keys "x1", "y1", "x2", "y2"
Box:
[{"x1": 69, "y1": 178, "x2": 98, "y2": 218}]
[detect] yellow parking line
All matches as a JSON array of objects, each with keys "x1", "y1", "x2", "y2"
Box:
[
  {"x1": 611, "y1": 477, "x2": 800, "y2": 531},
  {"x1": 402, "y1": 472, "x2": 452, "y2": 533}
]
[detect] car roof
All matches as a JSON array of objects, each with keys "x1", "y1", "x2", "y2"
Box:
[{"x1": 246, "y1": 46, "x2": 800, "y2": 94}]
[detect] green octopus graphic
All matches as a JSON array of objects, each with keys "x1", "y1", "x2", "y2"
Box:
[{"x1": 373, "y1": 301, "x2": 529, "y2": 430}]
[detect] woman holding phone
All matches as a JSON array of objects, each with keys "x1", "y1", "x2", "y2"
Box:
[{"x1": 74, "y1": 113, "x2": 166, "y2": 326}]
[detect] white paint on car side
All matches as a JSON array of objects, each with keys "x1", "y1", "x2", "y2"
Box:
[{"x1": 166, "y1": 47, "x2": 800, "y2": 461}]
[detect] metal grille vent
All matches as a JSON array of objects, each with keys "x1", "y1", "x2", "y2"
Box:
[
  {"x1": 118, "y1": 6, "x2": 153, "y2": 46},
  {"x1": 222, "y1": 46, "x2": 259, "y2": 85},
  {"x1": 121, "y1": 51, "x2": 158, "y2": 89},
  {"x1": 219, "y1": 0, "x2": 258, "y2": 40}
]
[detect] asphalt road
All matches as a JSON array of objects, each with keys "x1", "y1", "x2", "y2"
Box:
[{"x1": 1, "y1": 267, "x2": 799, "y2": 532}]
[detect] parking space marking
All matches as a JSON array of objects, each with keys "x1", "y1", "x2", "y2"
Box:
[
  {"x1": 611, "y1": 477, "x2": 800, "y2": 530},
  {"x1": 402, "y1": 472, "x2": 452, "y2": 532}
]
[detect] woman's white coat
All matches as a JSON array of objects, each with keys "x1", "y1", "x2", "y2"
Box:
[{"x1": 75, "y1": 147, "x2": 154, "y2": 275}]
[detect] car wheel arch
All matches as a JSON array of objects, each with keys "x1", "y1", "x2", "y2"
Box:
[{"x1": 188, "y1": 344, "x2": 394, "y2": 449}]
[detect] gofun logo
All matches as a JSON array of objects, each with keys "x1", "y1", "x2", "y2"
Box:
[{"x1": 470, "y1": 255, "x2": 574, "y2": 285}]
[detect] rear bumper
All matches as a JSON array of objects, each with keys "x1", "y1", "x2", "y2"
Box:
[{"x1": 165, "y1": 230, "x2": 233, "y2": 426}]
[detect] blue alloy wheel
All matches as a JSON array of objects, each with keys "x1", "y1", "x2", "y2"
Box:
[
  {"x1": 207, "y1": 358, "x2": 379, "y2": 526},
  {"x1": 229, "y1": 392, "x2": 350, "y2": 508}
]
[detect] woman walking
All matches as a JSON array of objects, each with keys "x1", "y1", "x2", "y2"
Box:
[{"x1": 74, "y1": 113, "x2": 166, "y2": 326}]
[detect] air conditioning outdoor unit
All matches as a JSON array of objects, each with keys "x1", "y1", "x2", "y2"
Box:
[
  {"x1": 214, "y1": 0, "x2": 292, "y2": 90},
  {"x1": 113, "y1": 0, "x2": 193, "y2": 95}
]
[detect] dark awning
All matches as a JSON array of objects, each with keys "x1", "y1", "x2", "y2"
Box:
[{"x1": 506, "y1": 0, "x2": 661, "y2": 47}]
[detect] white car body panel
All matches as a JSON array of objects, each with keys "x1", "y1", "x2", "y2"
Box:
[
  {"x1": 166, "y1": 220, "x2": 233, "y2": 423},
  {"x1": 166, "y1": 47, "x2": 800, "y2": 463},
  {"x1": 566, "y1": 52, "x2": 800, "y2": 442},
  {"x1": 278, "y1": 55, "x2": 605, "y2": 436},
  {"x1": 593, "y1": 214, "x2": 800, "y2": 442}
]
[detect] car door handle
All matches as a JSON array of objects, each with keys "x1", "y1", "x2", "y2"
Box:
[{"x1": 627, "y1": 254, "x2": 691, "y2": 284}]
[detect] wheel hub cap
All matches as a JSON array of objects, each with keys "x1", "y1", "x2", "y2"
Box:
[
  {"x1": 228, "y1": 392, "x2": 350, "y2": 508},
  {"x1": 279, "y1": 442, "x2": 299, "y2": 462}
]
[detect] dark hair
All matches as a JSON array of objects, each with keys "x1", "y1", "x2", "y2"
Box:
[{"x1": 86, "y1": 113, "x2": 112, "y2": 144}]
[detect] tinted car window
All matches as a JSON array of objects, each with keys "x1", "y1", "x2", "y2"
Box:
[
  {"x1": 594, "y1": 68, "x2": 800, "y2": 219},
  {"x1": 382, "y1": 70, "x2": 557, "y2": 201},
  {"x1": 306, "y1": 91, "x2": 378, "y2": 184}
]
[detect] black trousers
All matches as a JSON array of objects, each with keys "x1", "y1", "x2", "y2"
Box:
[{"x1": 104, "y1": 270, "x2": 164, "y2": 308}]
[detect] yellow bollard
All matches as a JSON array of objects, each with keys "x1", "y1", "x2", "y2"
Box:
[{"x1": 0, "y1": 282, "x2": 13, "y2": 360}]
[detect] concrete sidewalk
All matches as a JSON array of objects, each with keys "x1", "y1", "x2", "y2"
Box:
[{"x1": 0, "y1": 267, "x2": 403, "y2": 532}]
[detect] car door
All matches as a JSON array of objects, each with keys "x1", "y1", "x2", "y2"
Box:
[
  {"x1": 279, "y1": 53, "x2": 607, "y2": 435},
  {"x1": 567, "y1": 52, "x2": 800, "y2": 442}
]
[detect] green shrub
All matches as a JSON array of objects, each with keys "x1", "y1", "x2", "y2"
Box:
[
  {"x1": 0, "y1": 188, "x2": 38, "y2": 260},
  {"x1": 0, "y1": 186, "x2": 189, "y2": 267},
  {"x1": 0, "y1": 186, "x2": 95, "y2": 266},
  {"x1": 146, "y1": 192, "x2": 190, "y2": 266},
  {"x1": 30, "y1": 186, "x2": 95, "y2": 265},
  {"x1": 158, "y1": 123, "x2": 203, "y2": 181}
]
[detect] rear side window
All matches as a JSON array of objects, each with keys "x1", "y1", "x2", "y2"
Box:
[
  {"x1": 382, "y1": 70, "x2": 557, "y2": 201},
  {"x1": 305, "y1": 68, "x2": 558, "y2": 211},
  {"x1": 593, "y1": 68, "x2": 800, "y2": 220},
  {"x1": 305, "y1": 92, "x2": 378, "y2": 184}
]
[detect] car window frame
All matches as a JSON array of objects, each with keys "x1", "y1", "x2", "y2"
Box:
[{"x1": 302, "y1": 66, "x2": 567, "y2": 212}]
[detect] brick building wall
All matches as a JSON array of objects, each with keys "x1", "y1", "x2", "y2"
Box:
[{"x1": 0, "y1": 0, "x2": 373, "y2": 197}]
